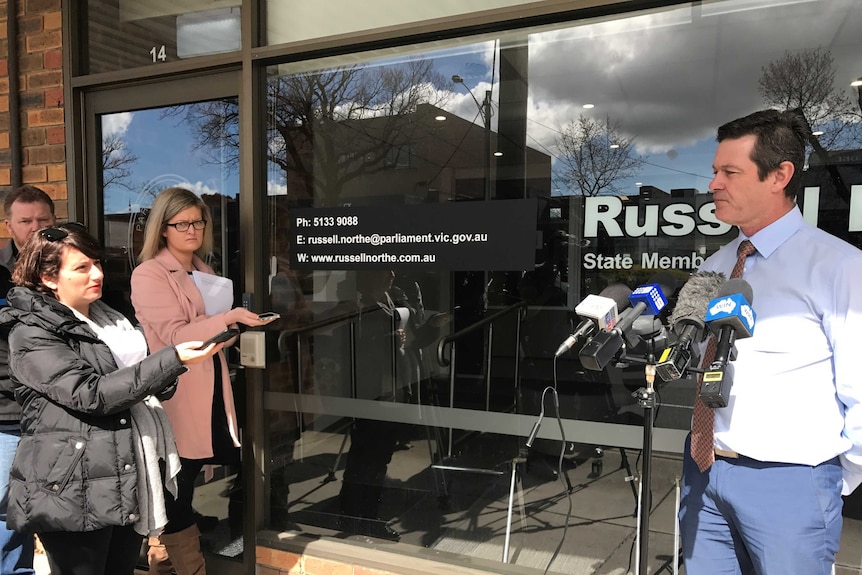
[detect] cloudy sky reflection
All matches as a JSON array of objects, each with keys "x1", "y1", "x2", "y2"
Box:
[{"x1": 101, "y1": 0, "x2": 862, "y2": 212}]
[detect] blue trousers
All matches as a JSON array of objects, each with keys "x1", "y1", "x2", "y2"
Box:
[
  {"x1": 0, "y1": 425, "x2": 33, "y2": 575},
  {"x1": 679, "y1": 435, "x2": 842, "y2": 575}
]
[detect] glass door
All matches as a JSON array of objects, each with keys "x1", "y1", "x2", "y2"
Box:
[{"x1": 84, "y1": 72, "x2": 246, "y2": 575}]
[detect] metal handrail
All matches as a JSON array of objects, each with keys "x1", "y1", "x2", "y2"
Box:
[
  {"x1": 277, "y1": 303, "x2": 394, "y2": 457},
  {"x1": 278, "y1": 303, "x2": 385, "y2": 337},
  {"x1": 436, "y1": 300, "x2": 528, "y2": 367},
  {"x1": 434, "y1": 299, "x2": 528, "y2": 459}
]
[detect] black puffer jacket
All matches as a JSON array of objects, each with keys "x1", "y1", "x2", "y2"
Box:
[{"x1": 0, "y1": 287, "x2": 187, "y2": 534}]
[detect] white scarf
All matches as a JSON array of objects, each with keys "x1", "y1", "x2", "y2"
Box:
[{"x1": 69, "y1": 301, "x2": 181, "y2": 537}]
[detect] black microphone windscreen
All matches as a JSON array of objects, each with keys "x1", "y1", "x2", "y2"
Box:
[
  {"x1": 598, "y1": 283, "x2": 633, "y2": 313},
  {"x1": 718, "y1": 278, "x2": 754, "y2": 304},
  {"x1": 647, "y1": 270, "x2": 677, "y2": 298},
  {"x1": 670, "y1": 271, "x2": 726, "y2": 328}
]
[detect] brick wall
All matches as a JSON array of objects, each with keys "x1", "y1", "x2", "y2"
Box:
[{"x1": 0, "y1": 0, "x2": 68, "y2": 242}]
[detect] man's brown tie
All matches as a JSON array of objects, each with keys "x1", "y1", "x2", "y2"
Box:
[{"x1": 690, "y1": 239, "x2": 756, "y2": 472}]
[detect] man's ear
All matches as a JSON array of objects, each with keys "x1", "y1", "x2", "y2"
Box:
[{"x1": 771, "y1": 160, "x2": 795, "y2": 192}]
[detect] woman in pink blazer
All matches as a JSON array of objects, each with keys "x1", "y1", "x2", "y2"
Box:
[{"x1": 130, "y1": 187, "x2": 273, "y2": 575}]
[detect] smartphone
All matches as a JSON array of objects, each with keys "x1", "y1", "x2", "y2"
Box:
[
  {"x1": 196, "y1": 328, "x2": 240, "y2": 349},
  {"x1": 258, "y1": 312, "x2": 281, "y2": 321}
]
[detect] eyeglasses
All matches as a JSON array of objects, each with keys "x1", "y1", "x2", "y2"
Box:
[
  {"x1": 39, "y1": 222, "x2": 87, "y2": 242},
  {"x1": 165, "y1": 219, "x2": 207, "y2": 232}
]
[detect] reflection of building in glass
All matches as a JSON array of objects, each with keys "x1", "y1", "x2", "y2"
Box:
[
  {"x1": 799, "y1": 149, "x2": 862, "y2": 250},
  {"x1": 275, "y1": 102, "x2": 551, "y2": 208}
]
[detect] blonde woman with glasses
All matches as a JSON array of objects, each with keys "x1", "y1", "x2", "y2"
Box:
[{"x1": 130, "y1": 187, "x2": 275, "y2": 574}]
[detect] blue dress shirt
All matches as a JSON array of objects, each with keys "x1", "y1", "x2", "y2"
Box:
[{"x1": 699, "y1": 206, "x2": 862, "y2": 494}]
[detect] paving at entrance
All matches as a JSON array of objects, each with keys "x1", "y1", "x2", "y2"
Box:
[
  {"x1": 283, "y1": 428, "x2": 862, "y2": 575},
  {"x1": 34, "y1": 429, "x2": 862, "y2": 574}
]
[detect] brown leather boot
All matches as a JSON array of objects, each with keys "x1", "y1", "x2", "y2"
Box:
[
  {"x1": 147, "y1": 536, "x2": 174, "y2": 575},
  {"x1": 159, "y1": 525, "x2": 206, "y2": 575}
]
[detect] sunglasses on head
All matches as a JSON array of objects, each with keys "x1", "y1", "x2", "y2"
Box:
[{"x1": 39, "y1": 222, "x2": 88, "y2": 242}]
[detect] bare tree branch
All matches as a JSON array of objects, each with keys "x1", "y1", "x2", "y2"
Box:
[
  {"x1": 759, "y1": 47, "x2": 862, "y2": 201},
  {"x1": 101, "y1": 133, "x2": 138, "y2": 191},
  {"x1": 555, "y1": 115, "x2": 645, "y2": 196},
  {"x1": 759, "y1": 47, "x2": 862, "y2": 150}
]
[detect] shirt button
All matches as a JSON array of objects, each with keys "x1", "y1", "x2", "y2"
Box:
[
  {"x1": 128, "y1": 513, "x2": 137, "y2": 521},
  {"x1": 75, "y1": 442, "x2": 83, "y2": 449},
  {"x1": 119, "y1": 418, "x2": 127, "y2": 425},
  {"x1": 124, "y1": 464, "x2": 132, "y2": 471},
  {"x1": 52, "y1": 485, "x2": 59, "y2": 491}
]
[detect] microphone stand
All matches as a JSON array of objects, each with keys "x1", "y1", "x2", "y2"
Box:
[
  {"x1": 588, "y1": 316, "x2": 669, "y2": 574},
  {"x1": 621, "y1": 351, "x2": 657, "y2": 575}
]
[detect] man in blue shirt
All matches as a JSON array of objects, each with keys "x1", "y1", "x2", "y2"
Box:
[{"x1": 679, "y1": 109, "x2": 862, "y2": 574}]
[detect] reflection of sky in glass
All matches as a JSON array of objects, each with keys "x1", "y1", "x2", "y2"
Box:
[
  {"x1": 107, "y1": 0, "x2": 860, "y2": 210},
  {"x1": 101, "y1": 106, "x2": 239, "y2": 214}
]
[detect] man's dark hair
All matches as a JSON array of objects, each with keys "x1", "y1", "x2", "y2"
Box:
[
  {"x1": 716, "y1": 108, "x2": 810, "y2": 199},
  {"x1": 3, "y1": 185, "x2": 55, "y2": 217}
]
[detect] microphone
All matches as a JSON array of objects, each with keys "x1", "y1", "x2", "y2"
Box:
[
  {"x1": 655, "y1": 271, "x2": 727, "y2": 382},
  {"x1": 525, "y1": 418, "x2": 542, "y2": 448},
  {"x1": 617, "y1": 271, "x2": 674, "y2": 336},
  {"x1": 699, "y1": 278, "x2": 756, "y2": 408},
  {"x1": 554, "y1": 283, "x2": 632, "y2": 358},
  {"x1": 578, "y1": 271, "x2": 675, "y2": 371}
]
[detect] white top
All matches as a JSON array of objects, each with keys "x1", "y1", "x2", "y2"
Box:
[{"x1": 699, "y1": 207, "x2": 862, "y2": 495}]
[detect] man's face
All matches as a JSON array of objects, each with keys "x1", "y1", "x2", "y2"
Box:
[
  {"x1": 5, "y1": 200, "x2": 55, "y2": 249},
  {"x1": 709, "y1": 134, "x2": 790, "y2": 236}
]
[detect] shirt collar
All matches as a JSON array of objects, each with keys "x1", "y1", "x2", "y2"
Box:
[{"x1": 735, "y1": 205, "x2": 804, "y2": 260}]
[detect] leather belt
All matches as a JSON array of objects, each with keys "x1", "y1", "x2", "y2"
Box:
[{"x1": 714, "y1": 448, "x2": 739, "y2": 459}]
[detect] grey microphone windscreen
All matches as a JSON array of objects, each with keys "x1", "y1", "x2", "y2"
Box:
[{"x1": 670, "y1": 271, "x2": 727, "y2": 329}]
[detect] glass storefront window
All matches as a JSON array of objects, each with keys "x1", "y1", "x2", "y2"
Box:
[
  {"x1": 259, "y1": 0, "x2": 862, "y2": 572},
  {"x1": 83, "y1": 0, "x2": 241, "y2": 75}
]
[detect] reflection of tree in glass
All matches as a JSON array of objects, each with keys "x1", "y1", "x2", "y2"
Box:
[
  {"x1": 162, "y1": 60, "x2": 448, "y2": 206},
  {"x1": 161, "y1": 99, "x2": 240, "y2": 172},
  {"x1": 555, "y1": 115, "x2": 645, "y2": 196},
  {"x1": 101, "y1": 133, "x2": 138, "y2": 194},
  {"x1": 759, "y1": 47, "x2": 862, "y2": 202},
  {"x1": 758, "y1": 47, "x2": 862, "y2": 152}
]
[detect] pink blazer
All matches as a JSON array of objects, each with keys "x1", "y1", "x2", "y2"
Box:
[{"x1": 130, "y1": 249, "x2": 240, "y2": 460}]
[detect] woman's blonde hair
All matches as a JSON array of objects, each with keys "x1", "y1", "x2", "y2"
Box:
[{"x1": 138, "y1": 187, "x2": 213, "y2": 263}]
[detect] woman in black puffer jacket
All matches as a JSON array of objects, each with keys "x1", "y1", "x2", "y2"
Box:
[{"x1": 0, "y1": 223, "x2": 221, "y2": 575}]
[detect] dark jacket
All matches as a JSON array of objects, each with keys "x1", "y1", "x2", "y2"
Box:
[
  {"x1": 0, "y1": 287, "x2": 186, "y2": 534},
  {"x1": 0, "y1": 241, "x2": 16, "y2": 276},
  {"x1": 0, "y1": 246, "x2": 18, "y2": 423}
]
